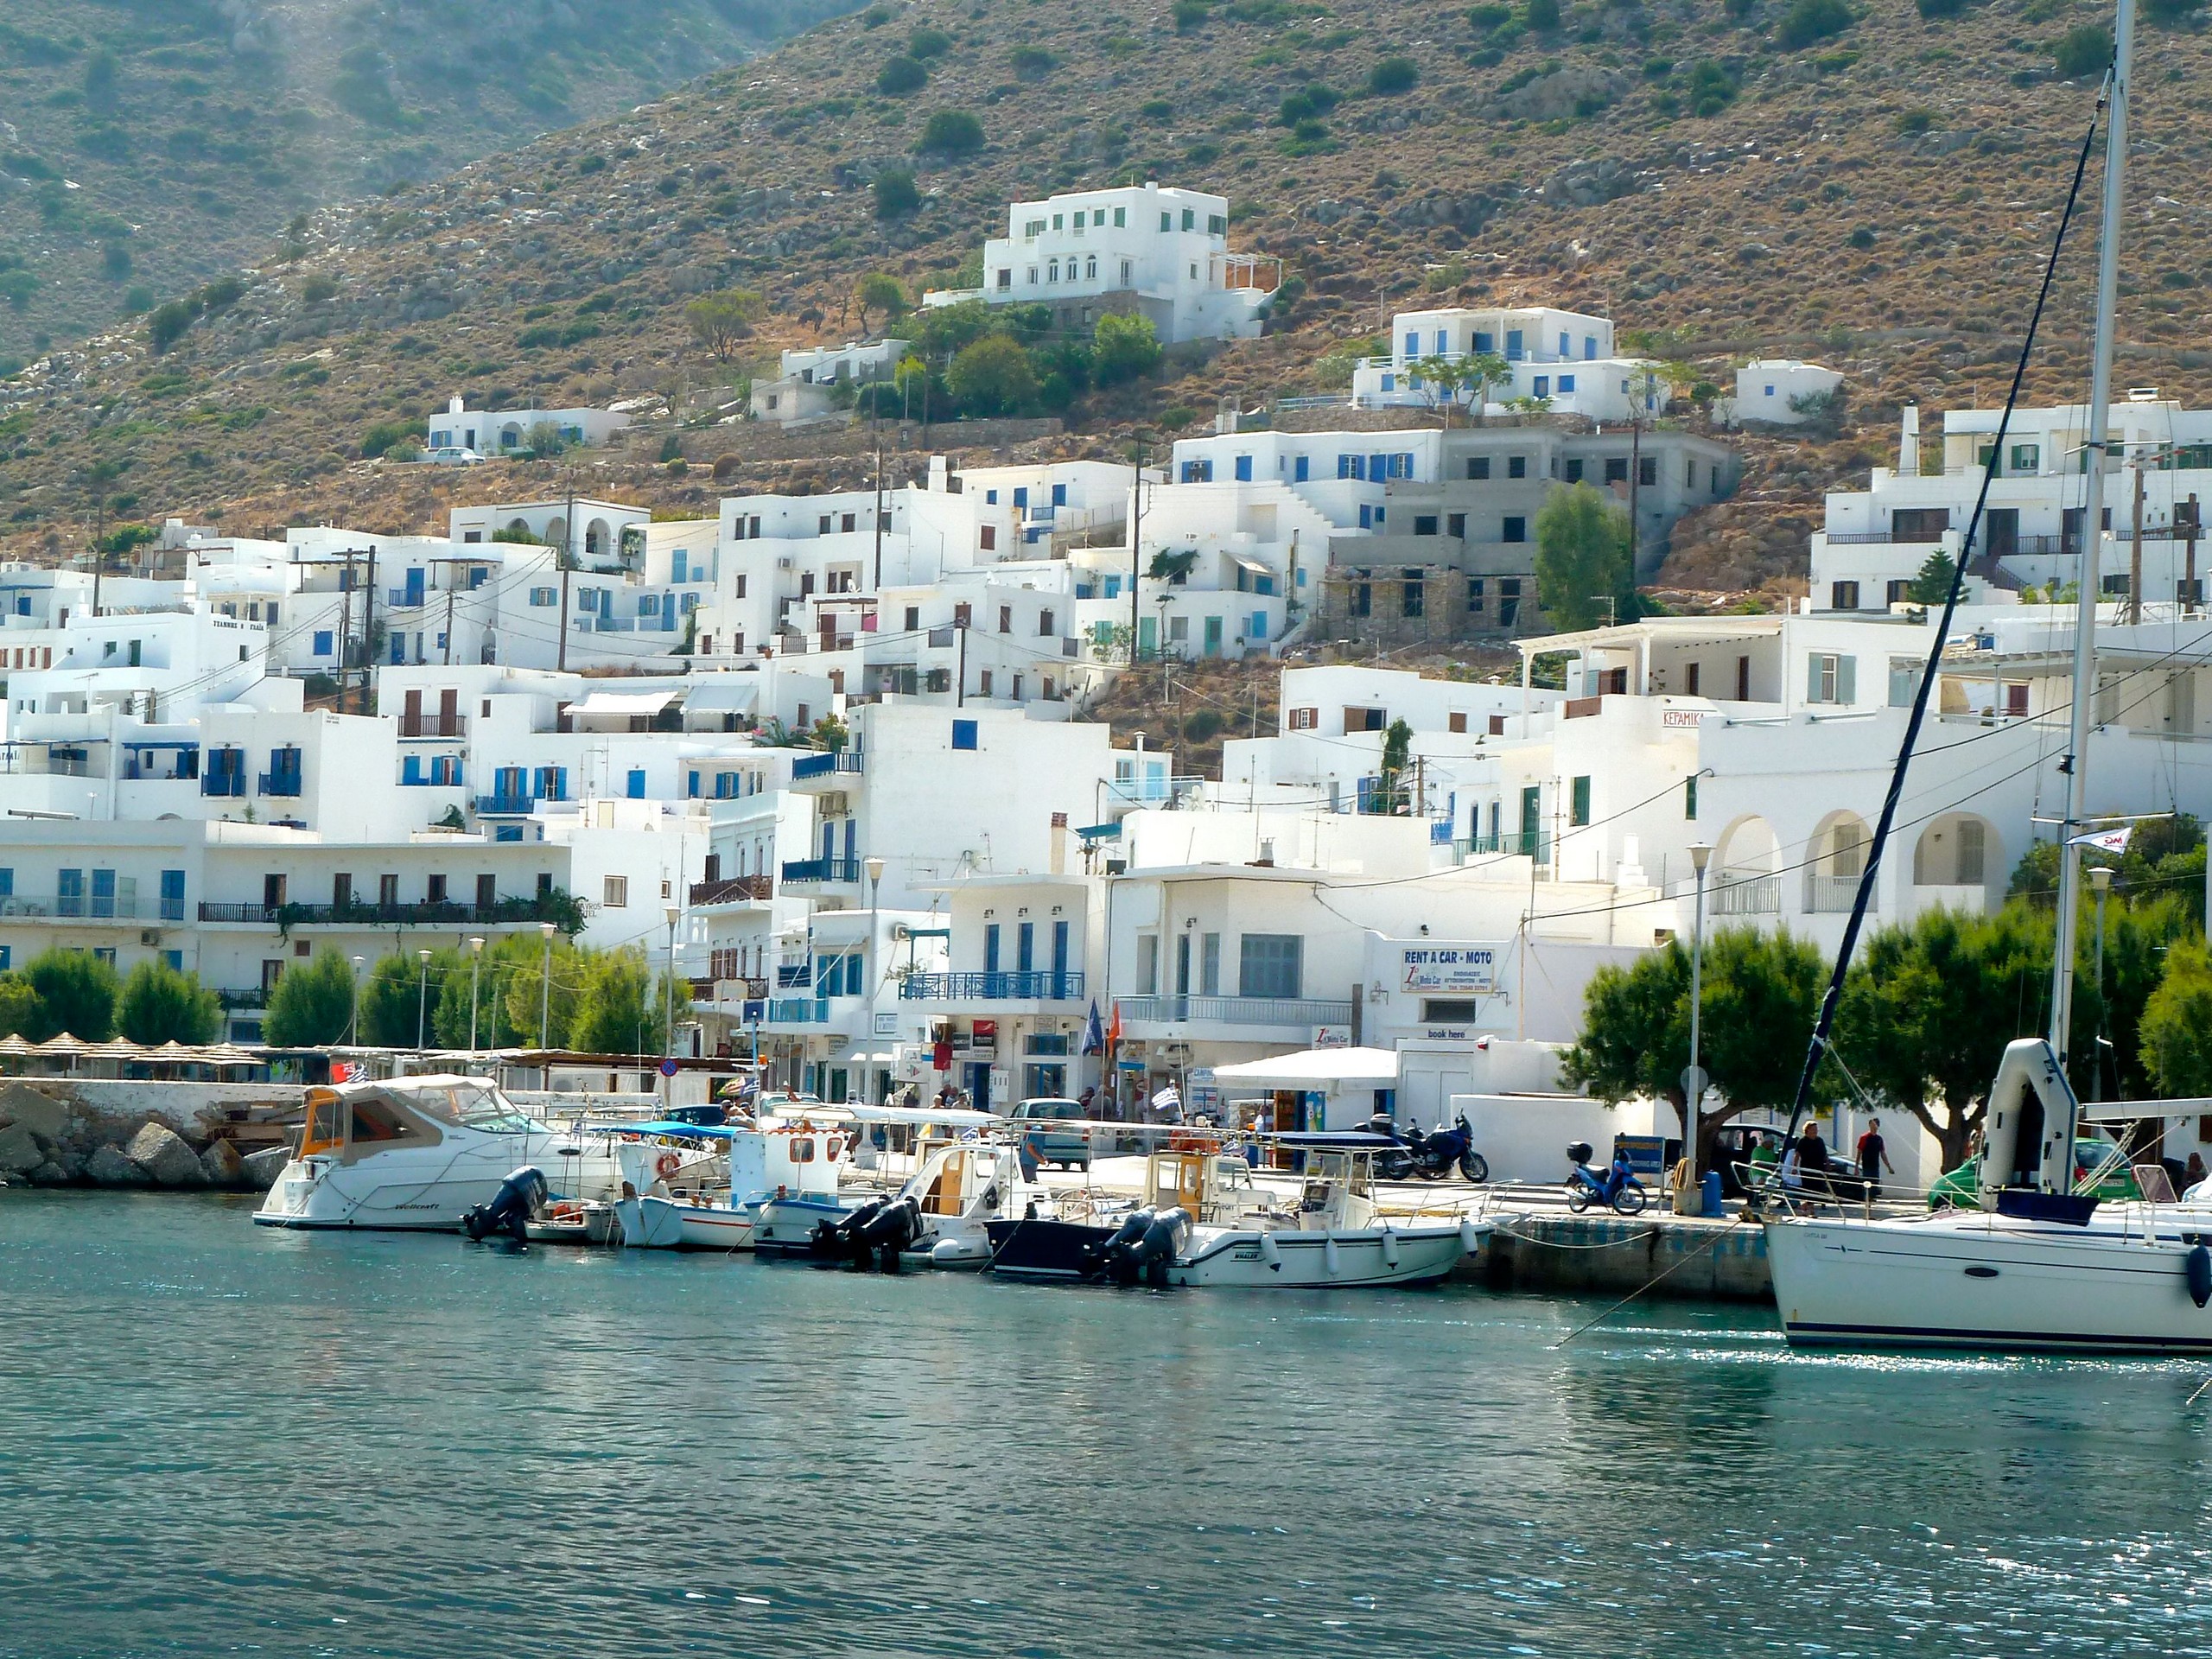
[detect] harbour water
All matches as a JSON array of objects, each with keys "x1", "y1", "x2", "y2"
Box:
[{"x1": 4, "y1": 1193, "x2": 2210, "y2": 1658}]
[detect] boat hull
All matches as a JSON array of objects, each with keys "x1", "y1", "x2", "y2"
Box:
[
  {"x1": 984, "y1": 1217, "x2": 1113, "y2": 1281},
  {"x1": 673, "y1": 1202, "x2": 758, "y2": 1250},
  {"x1": 1171, "y1": 1225, "x2": 1471, "y2": 1289},
  {"x1": 613, "y1": 1194, "x2": 689, "y2": 1249},
  {"x1": 1766, "y1": 1212, "x2": 2212, "y2": 1355},
  {"x1": 750, "y1": 1194, "x2": 859, "y2": 1258}
]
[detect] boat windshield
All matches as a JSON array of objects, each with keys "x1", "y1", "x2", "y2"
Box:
[{"x1": 402, "y1": 1077, "x2": 541, "y2": 1132}]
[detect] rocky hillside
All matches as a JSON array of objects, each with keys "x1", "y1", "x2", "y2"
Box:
[
  {"x1": 0, "y1": 0, "x2": 860, "y2": 356},
  {"x1": 5, "y1": 0, "x2": 2212, "y2": 594}
]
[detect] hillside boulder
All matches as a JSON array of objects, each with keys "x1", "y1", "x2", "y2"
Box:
[{"x1": 124, "y1": 1122, "x2": 210, "y2": 1187}]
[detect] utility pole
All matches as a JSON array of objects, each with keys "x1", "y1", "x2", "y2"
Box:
[
  {"x1": 334, "y1": 552, "x2": 355, "y2": 712},
  {"x1": 359, "y1": 542, "x2": 378, "y2": 715},
  {"x1": 955, "y1": 619, "x2": 967, "y2": 708},
  {"x1": 1128, "y1": 442, "x2": 1147, "y2": 669},
  {"x1": 1626, "y1": 370, "x2": 1649, "y2": 586},
  {"x1": 556, "y1": 467, "x2": 579, "y2": 675},
  {"x1": 872, "y1": 427, "x2": 887, "y2": 592},
  {"x1": 2184, "y1": 492, "x2": 2202, "y2": 613},
  {"x1": 2128, "y1": 456, "x2": 2145, "y2": 626}
]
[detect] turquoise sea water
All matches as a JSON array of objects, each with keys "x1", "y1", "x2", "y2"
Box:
[{"x1": 3, "y1": 1192, "x2": 2211, "y2": 1658}]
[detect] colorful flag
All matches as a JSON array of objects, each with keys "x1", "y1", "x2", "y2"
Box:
[
  {"x1": 1081, "y1": 1000, "x2": 1105, "y2": 1055},
  {"x1": 332, "y1": 1061, "x2": 362, "y2": 1084},
  {"x1": 2069, "y1": 825, "x2": 2134, "y2": 854},
  {"x1": 1106, "y1": 1001, "x2": 1122, "y2": 1052}
]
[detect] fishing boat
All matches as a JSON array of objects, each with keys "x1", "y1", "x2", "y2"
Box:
[
  {"x1": 750, "y1": 1102, "x2": 1000, "y2": 1257},
  {"x1": 1761, "y1": 0, "x2": 2212, "y2": 1353},
  {"x1": 804, "y1": 1138, "x2": 1056, "y2": 1270},
  {"x1": 608, "y1": 1116, "x2": 852, "y2": 1250},
  {"x1": 255, "y1": 1074, "x2": 676, "y2": 1231},
  {"x1": 988, "y1": 1138, "x2": 1484, "y2": 1289}
]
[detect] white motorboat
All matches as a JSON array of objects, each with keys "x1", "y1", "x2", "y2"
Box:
[
  {"x1": 610, "y1": 1116, "x2": 854, "y2": 1250},
  {"x1": 751, "y1": 1102, "x2": 1001, "y2": 1258},
  {"x1": 254, "y1": 1075, "x2": 672, "y2": 1231},
  {"x1": 989, "y1": 1141, "x2": 1484, "y2": 1289}
]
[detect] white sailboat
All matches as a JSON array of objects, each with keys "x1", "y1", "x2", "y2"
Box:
[{"x1": 1764, "y1": 0, "x2": 2212, "y2": 1352}]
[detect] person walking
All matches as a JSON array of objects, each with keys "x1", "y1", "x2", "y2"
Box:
[{"x1": 1855, "y1": 1116, "x2": 1895, "y2": 1204}]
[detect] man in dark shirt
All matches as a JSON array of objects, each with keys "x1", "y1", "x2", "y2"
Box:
[{"x1": 1856, "y1": 1117, "x2": 1895, "y2": 1203}]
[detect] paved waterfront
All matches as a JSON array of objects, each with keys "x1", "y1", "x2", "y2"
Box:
[{"x1": 3, "y1": 1190, "x2": 2210, "y2": 1657}]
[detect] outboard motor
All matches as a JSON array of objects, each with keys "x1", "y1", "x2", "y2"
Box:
[
  {"x1": 462, "y1": 1166, "x2": 547, "y2": 1243},
  {"x1": 1134, "y1": 1206, "x2": 1191, "y2": 1289},
  {"x1": 1084, "y1": 1208, "x2": 1154, "y2": 1282},
  {"x1": 811, "y1": 1197, "x2": 888, "y2": 1262},
  {"x1": 855, "y1": 1194, "x2": 921, "y2": 1273}
]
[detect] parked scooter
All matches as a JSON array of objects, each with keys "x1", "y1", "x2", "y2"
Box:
[
  {"x1": 1404, "y1": 1114, "x2": 1489, "y2": 1184},
  {"x1": 1563, "y1": 1140, "x2": 1648, "y2": 1216}
]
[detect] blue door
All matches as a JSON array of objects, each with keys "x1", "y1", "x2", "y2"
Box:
[
  {"x1": 626, "y1": 768, "x2": 645, "y2": 799},
  {"x1": 404, "y1": 569, "x2": 425, "y2": 607}
]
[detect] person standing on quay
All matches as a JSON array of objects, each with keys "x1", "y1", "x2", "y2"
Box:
[{"x1": 1855, "y1": 1117, "x2": 1895, "y2": 1203}]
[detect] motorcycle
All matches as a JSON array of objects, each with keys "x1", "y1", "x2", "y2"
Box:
[
  {"x1": 1361, "y1": 1113, "x2": 1418, "y2": 1181},
  {"x1": 1563, "y1": 1140, "x2": 1648, "y2": 1216},
  {"x1": 1404, "y1": 1114, "x2": 1489, "y2": 1184}
]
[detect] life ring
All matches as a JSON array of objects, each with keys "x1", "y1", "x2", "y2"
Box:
[{"x1": 654, "y1": 1151, "x2": 683, "y2": 1179}]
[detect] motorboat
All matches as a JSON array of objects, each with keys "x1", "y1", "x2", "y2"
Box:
[
  {"x1": 1766, "y1": 1040, "x2": 2212, "y2": 1354},
  {"x1": 751, "y1": 1101, "x2": 1000, "y2": 1258},
  {"x1": 804, "y1": 1138, "x2": 1055, "y2": 1270},
  {"x1": 988, "y1": 1138, "x2": 1484, "y2": 1289},
  {"x1": 609, "y1": 1117, "x2": 852, "y2": 1251},
  {"x1": 255, "y1": 1075, "x2": 683, "y2": 1231}
]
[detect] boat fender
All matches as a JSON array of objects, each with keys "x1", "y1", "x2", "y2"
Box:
[
  {"x1": 1459, "y1": 1218, "x2": 1483, "y2": 1255},
  {"x1": 1258, "y1": 1230, "x2": 1283, "y2": 1272},
  {"x1": 655, "y1": 1151, "x2": 683, "y2": 1180},
  {"x1": 2189, "y1": 1243, "x2": 2212, "y2": 1310},
  {"x1": 1380, "y1": 1225, "x2": 1399, "y2": 1270},
  {"x1": 931, "y1": 1236, "x2": 975, "y2": 1267},
  {"x1": 1322, "y1": 1231, "x2": 1340, "y2": 1277}
]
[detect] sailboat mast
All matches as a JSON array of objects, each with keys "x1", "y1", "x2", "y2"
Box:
[{"x1": 2050, "y1": 0, "x2": 2133, "y2": 1071}]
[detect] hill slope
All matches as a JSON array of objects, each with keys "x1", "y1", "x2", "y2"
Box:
[
  {"x1": 0, "y1": 0, "x2": 861, "y2": 356},
  {"x1": 6, "y1": 0, "x2": 2212, "y2": 593}
]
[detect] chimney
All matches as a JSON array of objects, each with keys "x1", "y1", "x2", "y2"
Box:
[
  {"x1": 1255, "y1": 837, "x2": 1275, "y2": 868},
  {"x1": 1898, "y1": 404, "x2": 1920, "y2": 476},
  {"x1": 448, "y1": 393, "x2": 464, "y2": 416},
  {"x1": 928, "y1": 454, "x2": 949, "y2": 493},
  {"x1": 1050, "y1": 811, "x2": 1068, "y2": 875}
]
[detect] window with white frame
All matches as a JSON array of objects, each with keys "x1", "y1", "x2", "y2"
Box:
[{"x1": 1807, "y1": 652, "x2": 1856, "y2": 704}]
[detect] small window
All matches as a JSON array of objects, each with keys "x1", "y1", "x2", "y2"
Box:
[
  {"x1": 1830, "y1": 581, "x2": 1860, "y2": 611},
  {"x1": 603, "y1": 875, "x2": 628, "y2": 907},
  {"x1": 1467, "y1": 456, "x2": 1491, "y2": 481},
  {"x1": 1685, "y1": 776, "x2": 1699, "y2": 820},
  {"x1": 1446, "y1": 512, "x2": 1466, "y2": 539},
  {"x1": 1564, "y1": 458, "x2": 1585, "y2": 484},
  {"x1": 1604, "y1": 458, "x2": 1629, "y2": 485},
  {"x1": 1502, "y1": 517, "x2": 1527, "y2": 543},
  {"x1": 1414, "y1": 514, "x2": 1440, "y2": 537},
  {"x1": 1507, "y1": 455, "x2": 1527, "y2": 480},
  {"x1": 1448, "y1": 712, "x2": 1467, "y2": 734},
  {"x1": 951, "y1": 719, "x2": 978, "y2": 751},
  {"x1": 1639, "y1": 456, "x2": 1658, "y2": 487}
]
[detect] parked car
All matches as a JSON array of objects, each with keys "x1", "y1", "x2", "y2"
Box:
[
  {"x1": 1008, "y1": 1096, "x2": 1091, "y2": 1170},
  {"x1": 423, "y1": 446, "x2": 484, "y2": 466}
]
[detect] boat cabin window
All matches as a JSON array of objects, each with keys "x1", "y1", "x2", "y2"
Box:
[
  {"x1": 824, "y1": 1135, "x2": 843, "y2": 1161},
  {"x1": 348, "y1": 1098, "x2": 413, "y2": 1144},
  {"x1": 1299, "y1": 1179, "x2": 1337, "y2": 1214},
  {"x1": 791, "y1": 1137, "x2": 815, "y2": 1162}
]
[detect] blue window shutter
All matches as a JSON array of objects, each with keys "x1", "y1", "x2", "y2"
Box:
[
  {"x1": 626, "y1": 769, "x2": 645, "y2": 799},
  {"x1": 688, "y1": 770, "x2": 700, "y2": 798},
  {"x1": 1294, "y1": 455, "x2": 1309, "y2": 482},
  {"x1": 1234, "y1": 454, "x2": 1253, "y2": 482},
  {"x1": 403, "y1": 755, "x2": 422, "y2": 785},
  {"x1": 952, "y1": 719, "x2": 978, "y2": 750},
  {"x1": 984, "y1": 925, "x2": 1001, "y2": 974},
  {"x1": 1837, "y1": 656, "x2": 1857, "y2": 703}
]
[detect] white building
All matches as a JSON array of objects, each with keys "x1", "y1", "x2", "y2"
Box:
[
  {"x1": 427, "y1": 394, "x2": 630, "y2": 456},
  {"x1": 750, "y1": 339, "x2": 909, "y2": 428},
  {"x1": 1733, "y1": 359, "x2": 1843, "y2": 427},
  {"x1": 923, "y1": 181, "x2": 1281, "y2": 345},
  {"x1": 1348, "y1": 304, "x2": 1669, "y2": 424}
]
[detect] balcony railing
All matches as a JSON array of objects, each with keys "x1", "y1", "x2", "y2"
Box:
[
  {"x1": 790, "y1": 751, "x2": 865, "y2": 780},
  {"x1": 899, "y1": 971, "x2": 1086, "y2": 1001},
  {"x1": 257, "y1": 772, "x2": 302, "y2": 798},
  {"x1": 213, "y1": 988, "x2": 269, "y2": 1011},
  {"x1": 397, "y1": 714, "x2": 467, "y2": 738},
  {"x1": 781, "y1": 856, "x2": 861, "y2": 883},
  {"x1": 0, "y1": 894, "x2": 144, "y2": 921},
  {"x1": 475, "y1": 793, "x2": 537, "y2": 816},
  {"x1": 202, "y1": 773, "x2": 246, "y2": 798},
  {"x1": 1114, "y1": 994, "x2": 1357, "y2": 1028},
  {"x1": 689, "y1": 874, "x2": 773, "y2": 906},
  {"x1": 199, "y1": 898, "x2": 569, "y2": 927},
  {"x1": 1803, "y1": 872, "x2": 1864, "y2": 913},
  {"x1": 1707, "y1": 874, "x2": 1782, "y2": 916},
  {"x1": 765, "y1": 997, "x2": 829, "y2": 1024}
]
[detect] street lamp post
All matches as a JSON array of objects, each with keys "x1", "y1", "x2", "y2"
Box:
[
  {"x1": 415, "y1": 948, "x2": 432, "y2": 1052},
  {"x1": 664, "y1": 904, "x2": 681, "y2": 1109},
  {"x1": 1686, "y1": 843, "x2": 1713, "y2": 1201},
  {"x1": 346, "y1": 954, "x2": 365, "y2": 1046},
  {"x1": 538, "y1": 919, "x2": 557, "y2": 1089},
  {"x1": 865, "y1": 855, "x2": 887, "y2": 1103},
  {"x1": 467, "y1": 936, "x2": 486, "y2": 1053}
]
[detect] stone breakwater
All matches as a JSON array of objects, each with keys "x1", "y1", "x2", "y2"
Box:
[{"x1": 0, "y1": 1080, "x2": 296, "y2": 1192}]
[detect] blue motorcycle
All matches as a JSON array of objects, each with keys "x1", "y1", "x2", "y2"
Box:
[
  {"x1": 1564, "y1": 1141, "x2": 1648, "y2": 1216},
  {"x1": 1406, "y1": 1114, "x2": 1489, "y2": 1184}
]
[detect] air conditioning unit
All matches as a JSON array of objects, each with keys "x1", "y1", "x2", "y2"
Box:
[
  {"x1": 818, "y1": 791, "x2": 849, "y2": 817},
  {"x1": 891, "y1": 923, "x2": 912, "y2": 942},
  {"x1": 140, "y1": 930, "x2": 162, "y2": 947}
]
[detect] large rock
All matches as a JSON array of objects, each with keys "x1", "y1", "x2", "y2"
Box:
[
  {"x1": 29, "y1": 1160, "x2": 76, "y2": 1186},
  {"x1": 86, "y1": 1144, "x2": 151, "y2": 1186},
  {"x1": 0, "y1": 1082, "x2": 72, "y2": 1141},
  {"x1": 124, "y1": 1122, "x2": 210, "y2": 1187},
  {"x1": 0, "y1": 1122, "x2": 45, "y2": 1175},
  {"x1": 200, "y1": 1139, "x2": 245, "y2": 1187},
  {"x1": 240, "y1": 1146, "x2": 292, "y2": 1190}
]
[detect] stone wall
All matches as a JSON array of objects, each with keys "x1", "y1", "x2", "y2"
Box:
[{"x1": 0, "y1": 1079, "x2": 303, "y2": 1192}]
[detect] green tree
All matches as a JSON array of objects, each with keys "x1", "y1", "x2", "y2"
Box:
[
  {"x1": 1525, "y1": 0, "x2": 1560, "y2": 28},
  {"x1": 1091, "y1": 312, "x2": 1162, "y2": 385},
  {"x1": 116, "y1": 960, "x2": 221, "y2": 1046},
  {"x1": 524, "y1": 418, "x2": 566, "y2": 457},
  {"x1": 571, "y1": 948, "x2": 656, "y2": 1056},
  {"x1": 946, "y1": 334, "x2": 1039, "y2": 416},
  {"x1": 1533, "y1": 482, "x2": 1634, "y2": 631},
  {"x1": 684, "y1": 288, "x2": 765, "y2": 362},
  {"x1": 263, "y1": 951, "x2": 358, "y2": 1047},
  {"x1": 1368, "y1": 55, "x2": 1419, "y2": 93},
  {"x1": 856, "y1": 271, "x2": 908, "y2": 334},
  {"x1": 2143, "y1": 938, "x2": 2212, "y2": 1095},
  {"x1": 877, "y1": 54, "x2": 929, "y2": 95},
  {"x1": 1370, "y1": 717, "x2": 1414, "y2": 814},
  {"x1": 147, "y1": 296, "x2": 199, "y2": 353},
  {"x1": 1562, "y1": 926, "x2": 1827, "y2": 1160},
  {"x1": 1906, "y1": 548, "x2": 1956, "y2": 605},
  {"x1": 1777, "y1": 0, "x2": 1854, "y2": 47},
  {"x1": 504, "y1": 937, "x2": 585, "y2": 1050},
  {"x1": 873, "y1": 168, "x2": 920, "y2": 218},
  {"x1": 0, "y1": 974, "x2": 40, "y2": 1039},
  {"x1": 20, "y1": 948, "x2": 120, "y2": 1041},
  {"x1": 359, "y1": 950, "x2": 461, "y2": 1048},
  {"x1": 917, "y1": 110, "x2": 985, "y2": 156},
  {"x1": 2053, "y1": 22, "x2": 2110, "y2": 77}
]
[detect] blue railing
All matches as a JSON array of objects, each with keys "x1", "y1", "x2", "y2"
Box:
[
  {"x1": 781, "y1": 856, "x2": 861, "y2": 883},
  {"x1": 790, "y1": 751, "x2": 865, "y2": 780},
  {"x1": 201, "y1": 771, "x2": 245, "y2": 798},
  {"x1": 899, "y1": 971, "x2": 1085, "y2": 1001},
  {"x1": 1114, "y1": 994, "x2": 1357, "y2": 1028},
  {"x1": 475, "y1": 794, "x2": 537, "y2": 815},
  {"x1": 766, "y1": 997, "x2": 829, "y2": 1024},
  {"x1": 259, "y1": 771, "x2": 302, "y2": 798}
]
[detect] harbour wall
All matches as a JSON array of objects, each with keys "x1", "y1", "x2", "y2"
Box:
[
  {"x1": 1462, "y1": 1211, "x2": 1772, "y2": 1302},
  {"x1": 0, "y1": 1079, "x2": 302, "y2": 1191}
]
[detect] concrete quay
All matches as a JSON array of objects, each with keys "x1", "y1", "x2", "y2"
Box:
[{"x1": 1461, "y1": 1207, "x2": 1771, "y2": 1302}]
